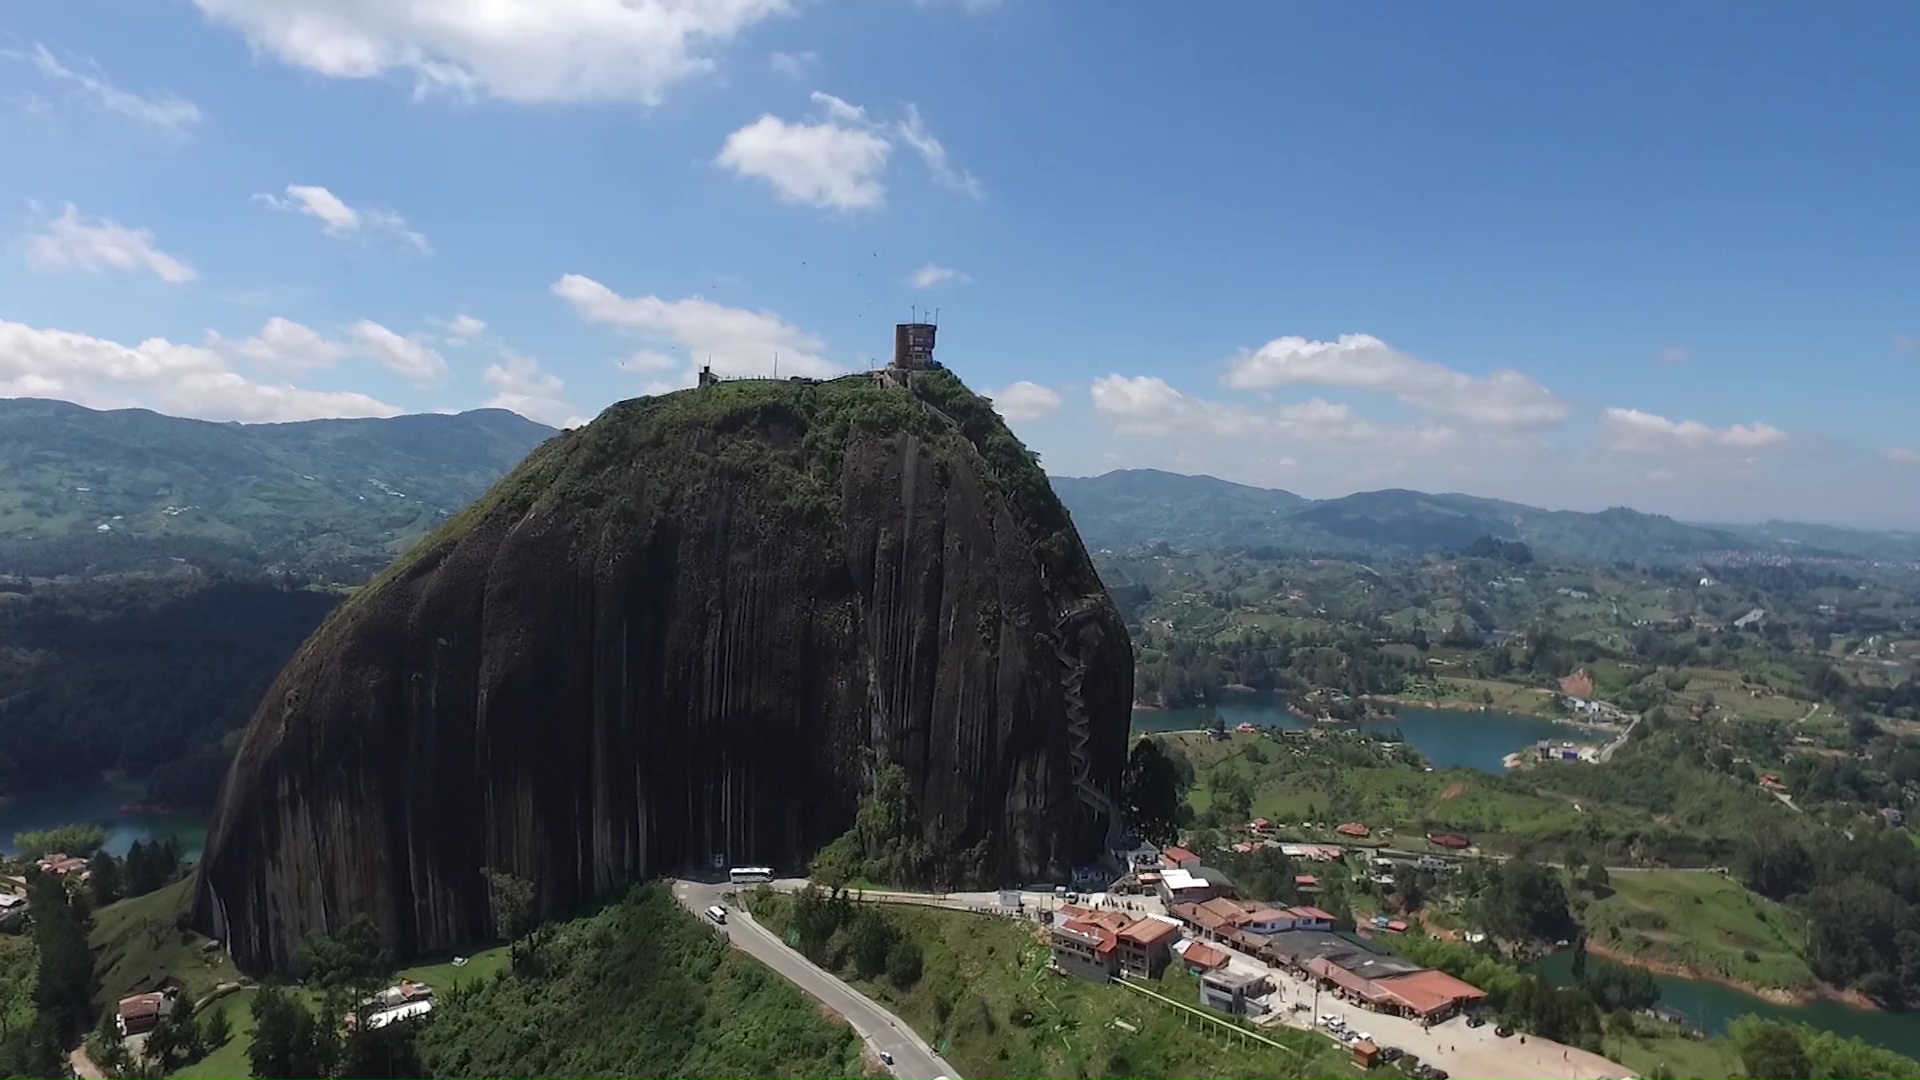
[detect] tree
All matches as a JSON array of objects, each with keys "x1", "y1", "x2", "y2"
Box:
[
  {"x1": 27, "y1": 870, "x2": 96, "y2": 1041},
  {"x1": 482, "y1": 868, "x2": 536, "y2": 941},
  {"x1": 1583, "y1": 861, "x2": 1612, "y2": 896},
  {"x1": 1737, "y1": 1021, "x2": 1811, "y2": 1080},
  {"x1": 1735, "y1": 832, "x2": 1815, "y2": 901},
  {"x1": 88, "y1": 849, "x2": 122, "y2": 906},
  {"x1": 146, "y1": 994, "x2": 201, "y2": 1073},
  {"x1": 848, "y1": 909, "x2": 895, "y2": 980},
  {"x1": 1120, "y1": 738, "x2": 1182, "y2": 844},
  {"x1": 886, "y1": 940, "x2": 924, "y2": 988},
  {"x1": 203, "y1": 1006, "x2": 232, "y2": 1051},
  {"x1": 249, "y1": 985, "x2": 336, "y2": 1080}
]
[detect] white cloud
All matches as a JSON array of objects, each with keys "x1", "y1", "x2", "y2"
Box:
[
  {"x1": 1895, "y1": 335, "x2": 1919, "y2": 355},
  {"x1": 436, "y1": 313, "x2": 487, "y2": 344},
  {"x1": 16, "y1": 44, "x2": 202, "y2": 133},
  {"x1": 769, "y1": 50, "x2": 815, "y2": 79},
  {"x1": 1882, "y1": 447, "x2": 1920, "y2": 466},
  {"x1": 253, "y1": 184, "x2": 431, "y2": 253},
  {"x1": 1600, "y1": 407, "x2": 1788, "y2": 453},
  {"x1": 716, "y1": 93, "x2": 892, "y2": 210},
  {"x1": 988, "y1": 381, "x2": 1061, "y2": 423},
  {"x1": 1658, "y1": 344, "x2": 1690, "y2": 366},
  {"x1": 716, "y1": 92, "x2": 981, "y2": 211},
  {"x1": 0, "y1": 319, "x2": 400, "y2": 422},
  {"x1": 1090, "y1": 374, "x2": 1458, "y2": 450},
  {"x1": 207, "y1": 316, "x2": 447, "y2": 383},
  {"x1": 190, "y1": 0, "x2": 790, "y2": 106},
  {"x1": 553, "y1": 272, "x2": 841, "y2": 379},
  {"x1": 1224, "y1": 333, "x2": 1567, "y2": 430},
  {"x1": 222, "y1": 316, "x2": 345, "y2": 371},
  {"x1": 21, "y1": 204, "x2": 198, "y2": 284},
  {"x1": 909, "y1": 263, "x2": 970, "y2": 289},
  {"x1": 481, "y1": 350, "x2": 579, "y2": 426},
  {"x1": 895, "y1": 104, "x2": 983, "y2": 199},
  {"x1": 347, "y1": 321, "x2": 449, "y2": 382}
]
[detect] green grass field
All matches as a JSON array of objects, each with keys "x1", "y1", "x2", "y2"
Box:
[
  {"x1": 1390, "y1": 675, "x2": 1561, "y2": 718},
  {"x1": 90, "y1": 879, "x2": 240, "y2": 1008},
  {"x1": 1608, "y1": 1026, "x2": 1742, "y2": 1080},
  {"x1": 752, "y1": 894, "x2": 1360, "y2": 1080},
  {"x1": 170, "y1": 989, "x2": 257, "y2": 1080},
  {"x1": 1582, "y1": 870, "x2": 1812, "y2": 990}
]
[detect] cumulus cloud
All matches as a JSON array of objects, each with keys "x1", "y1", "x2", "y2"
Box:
[
  {"x1": 207, "y1": 316, "x2": 448, "y2": 383},
  {"x1": 1600, "y1": 407, "x2": 1788, "y2": 453},
  {"x1": 909, "y1": 263, "x2": 970, "y2": 289},
  {"x1": 253, "y1": 184, "x2": 431, "y2": 253},
  {"x1": 988, "y1": 381, "x2": 1062, "y2": 423},
  {"x1": 552, "y1": 272, "x2": 841, "y2": 379},
  {"x1": 716, "y1": 93, "x2": 892, "y2": 209},
  {"x1": 0, "y1": 319, "x2": 401, "y2": 422},
  {"x1": 769, "y1": 50, "x2": 815, "y2": 79},
  {"x1": 481, "y1": 350, "x2": 581, "y2": 427},
  {"x1": 914, "y1": 0, "x2": 1005, "y2": 13},
  {"x1": 1224, "y1": 333, "x2": 1567, "y2": 430},
  {"x1": 21, "y1": 204, "x2": 197, "y2": 284},
  {"x1": 435, "y1": 313, "x2": 487, "y2": 344},
  {"x1": 1895, "y1": 335, "x2": 1919, "y2": 355},
  {"x1": 1658, "y1": 344, "x2": 1690, "y2": 366},
  {"x1": 1089, "y1": 374, "x2": 1453, "y2": 450},
  {"x1": 220, "y1": 316, "x2": 345, "y2": 371},
  {"x1": 716, "y1": 92, "x2": 980, "y2": 210},
  {"x1": 14, "y1": 44, "x2": 201, "y2": 133},
  {"x1": 1882, "y1": 447, "x2": 1920, "y2": 466},
  {"x1": 190, "y1": 0, "x2": 791, "y2": 106},
  {"x1": 348, "y1": 320, "x2": 449, "y2": 382}
]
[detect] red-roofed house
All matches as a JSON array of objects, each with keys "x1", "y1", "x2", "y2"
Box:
[
  {"x1": 1295, "y1": 874, "x2": 1321, "y2": 892},
  {"x1": 1336, "y1": 822, "x2": 1371, "y2": 838},
  {"x1": 1160, "y1": 845, "x2": 1201, "y2": 870},
  {"x1": 1286, "y1": 906, "x2": 1335, "y2": 930},
  {"x1": 1051, "y1": 919, "x2": 1119, "y2": 982},
  {"x1": 1116, "y1": 916, "x2": 1182, "y2": 976},
  {"x1": 1249, "y1": 817, "x2": 1271, "y2": 834},
  {"x1": 1181, "y1": 940, "x2": 1231, "y2": 973}
]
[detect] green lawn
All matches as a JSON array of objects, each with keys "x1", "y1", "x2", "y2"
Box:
[
  {"x1": 397, "y1": 944, "x2": 510, "y2": 993},
  {"x1": 751, "y1": 893, "x2": 1361, "y2": 1080},
  {"x1": 1391, "y1": 676, "x2": 1561, "y2": 718},
  {"x1": 1582, "y1": 870, "x2": 1812, "y2": 990},
  {"x1": 171, "y1": 989, "x2": 257, "y2": 1080},
  {"x1": 90, "y1": 879, "x2": 240, "y2": 1008},
  {"x1": 1607, "y1": 1025, "x2": 1742, "y2": 1080}
]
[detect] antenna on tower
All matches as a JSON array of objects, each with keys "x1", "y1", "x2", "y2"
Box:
[{"x1": 774, "y1": 351, "x2": 779, "y2": 378}]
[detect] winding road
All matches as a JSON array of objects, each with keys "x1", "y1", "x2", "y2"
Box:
[{"x1": 670, "y1": 879, "x2": 960, "y2": 1080}]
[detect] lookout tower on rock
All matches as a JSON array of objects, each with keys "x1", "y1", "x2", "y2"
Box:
[{"x1": 892, "y1": 321, "x2": 940, "y2": 370}]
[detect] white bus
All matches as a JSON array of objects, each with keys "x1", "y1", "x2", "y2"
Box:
[
  {"x1": 705, "y1": 905, "x2": 728, "y2": 925},
  {"x1": 728, "y1": 866, "x2": 774, "y2": 885}
]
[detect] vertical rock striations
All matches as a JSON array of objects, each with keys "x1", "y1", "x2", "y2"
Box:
[{"x1": 193, "y1": 371, "x2": 1132, "y2": 972}]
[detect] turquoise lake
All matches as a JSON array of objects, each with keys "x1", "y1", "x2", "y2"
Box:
[
  {"x1": 1132, "y1": 693, "x2": 1604, "y2": 774},
  {"x1": 0, "y1": 779, "x2": 207, "y2": 860}
]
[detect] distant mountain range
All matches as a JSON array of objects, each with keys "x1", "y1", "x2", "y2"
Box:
[
  {"x1": 1050, "y1": 468, "x2": 1920, "y2": 565},
  {"x1": 0, "y1": 398, "x2": 557, "y2": 580},
  {"x1": 1, "y1": 402, "x2": 1913, "y2": 579}
]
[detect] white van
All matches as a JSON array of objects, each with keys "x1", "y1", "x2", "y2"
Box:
[{"x1": 705, "y1": 905, "x2": 728, "y2": 925}]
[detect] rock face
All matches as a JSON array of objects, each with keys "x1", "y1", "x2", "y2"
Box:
[{"x1": 194, "y1": 371, "x2": 1132, "y2": 972}]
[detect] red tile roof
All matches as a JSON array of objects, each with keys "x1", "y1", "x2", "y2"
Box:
[
  {"x1": 1181, "y1": 941, "x2": 1230, "y2": 970},
  {"x1": 1288, "y1": 905, "x2": 1336, "y2": 922},
  {"x1": 1336, "y1": 822, "x2": 1371, "y2": 837},
  {"x1": 1161, "y1": 845, "x2": 1198, "y2": 865},
  {"x1": 1119, "y1": 917, "x2": 1181, "y2": 946},
  {"x1": 1295, "y1": 874, "x2": 1320, "y2": 887}
]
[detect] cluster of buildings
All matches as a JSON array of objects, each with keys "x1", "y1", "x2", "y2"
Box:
[{"x1": 1050, "y1": 840, "x2": 1490, "y2": 1025}]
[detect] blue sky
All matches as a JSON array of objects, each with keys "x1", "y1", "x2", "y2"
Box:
[{"x1": 2, "y1": 1, "x2": 1916, "y2": 526}]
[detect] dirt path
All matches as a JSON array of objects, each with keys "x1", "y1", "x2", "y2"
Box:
[{"x1": 68, "y1": 1047, "x2": 105, "y2": 1080}]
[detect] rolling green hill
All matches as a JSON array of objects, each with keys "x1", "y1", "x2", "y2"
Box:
[{"x1": 0, "y1": 398, "x2": 557, "y2": 581}]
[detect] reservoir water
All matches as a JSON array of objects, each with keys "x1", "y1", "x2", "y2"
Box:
[
  {"x1": 1132, "y1": 694, "x2": 1602, "y2": 774},
  {"x1": 0, "y1": 779, "x2": 208, "y2": 860},
  {"x1": 1531, "y1": 951, "x2": 1920, "y2": 1062}
]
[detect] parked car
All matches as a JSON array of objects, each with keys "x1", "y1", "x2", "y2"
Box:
[
  {"x1": 1495, "y1": 1025, "x2": 1515, "y2": 1038},
  {"x1": 1465, "y1": 1015, "x2": 1486, "y2": 1028},
  {"x1": 879, "y1": 1051, "x2": 894, "y2": 1066},
  {"x1": 1380, "y1": 1047, "x2": 1403, "y2": 1063}
]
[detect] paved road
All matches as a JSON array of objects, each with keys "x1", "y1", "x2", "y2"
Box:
[{"x1": 670, "y1": 880, "x2": 959, "y2": 1080}]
